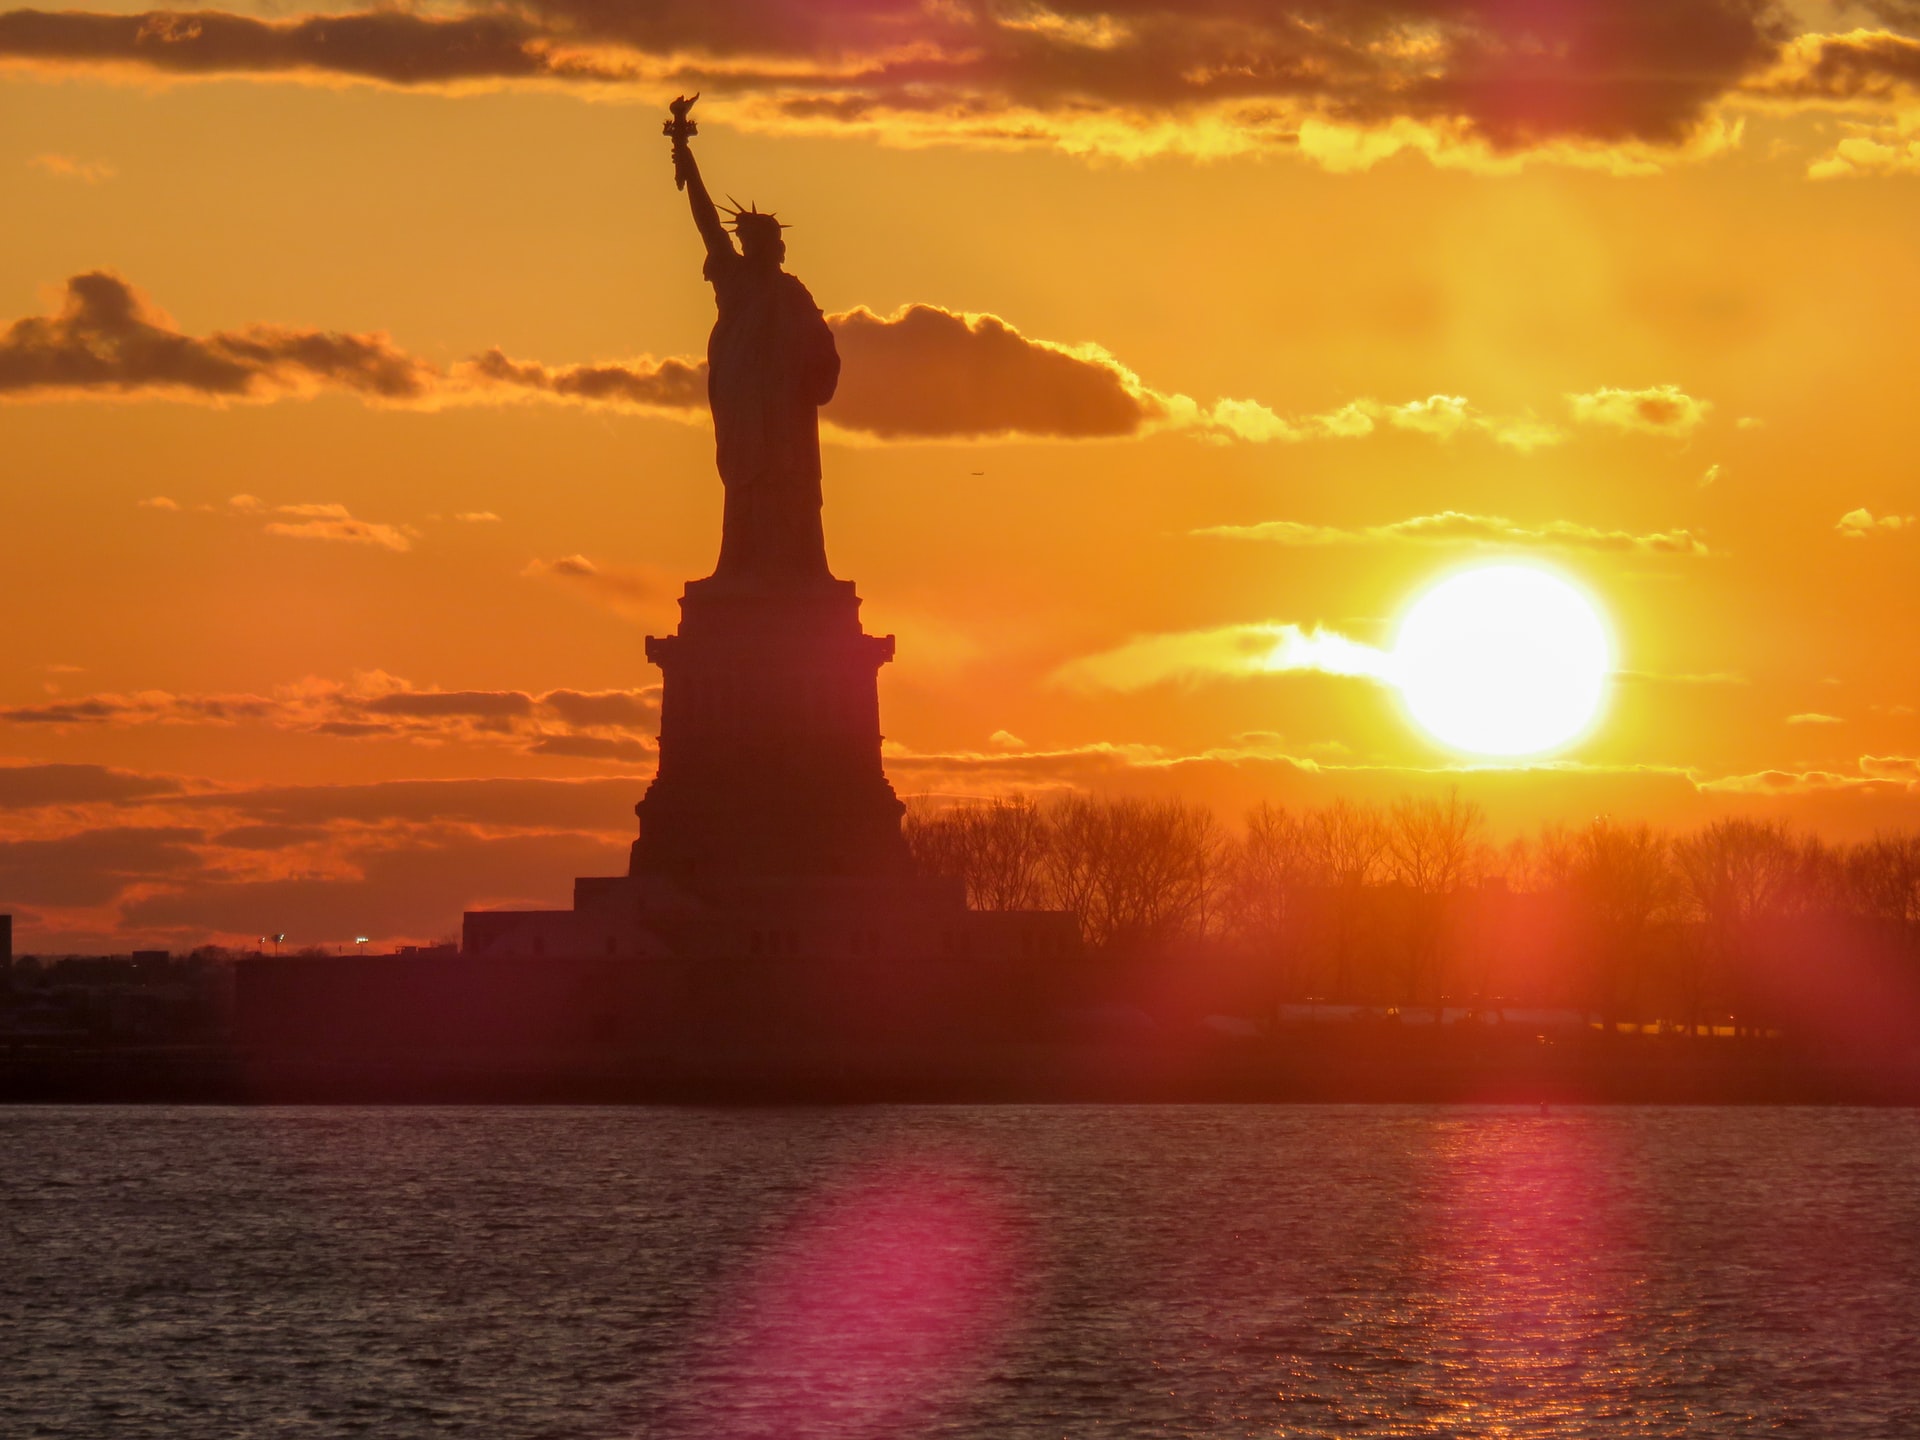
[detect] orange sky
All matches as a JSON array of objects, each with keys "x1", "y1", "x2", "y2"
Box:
[{"x1": 2, "y1": 0, "x2": 1917, "y2": 950}]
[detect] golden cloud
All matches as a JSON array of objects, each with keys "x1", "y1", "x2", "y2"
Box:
[
  {"x1": 28, "y1": 152, "x2": 114, "y2": 183},
  {"x1": 1053, "y1": 621, "x2": 1395, "y2": 693},
  {"x1": 1836, "y1": 507, "x2": 1914, "y2": 537},
  {"x1": 1565, "y1": 383, "x2": 1713, "y2": 437},
  {"x1": 1194, "y1": 510, "x2": 1710, "y2": 557},
  {"x1": 1696, "y1": 758, "x2": 1919, "y2": 796},
  {"x1": 262, "y1": 502, "x2": 416, "y2": 553}
]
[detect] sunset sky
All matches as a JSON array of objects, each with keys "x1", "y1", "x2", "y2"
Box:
[{"x1": 3, "y1": 0, "x2": 1918, "y2": 951}]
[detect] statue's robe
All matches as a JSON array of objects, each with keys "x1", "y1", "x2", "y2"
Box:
[{"x1": 704, "y1": 247, "x2": 840, "y2": 582}]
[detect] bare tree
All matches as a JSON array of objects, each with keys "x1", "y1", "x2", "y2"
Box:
[
  {"x1": 1384, "y1": 790, "x2": 1487, "y2": 1009},
  {"x1": 903, "y1": 802, "x2": 971, "y2": 888},
  {"x1": 968, "y1": 795, "x2": 1053, "y2": 910},
  {"x1": 1540, "y1": 818, "x2": 1677, "y2": 1029},
  {"x1": 1044, "y1": 795, "x2": 1221, "y2": 953},
  {"x1": 1305, "y1": 798, "x2": 1389, "y2": 1002},
  {"x1": 903, "y1": 795, "x2": 1053, "y2": 910},
  {"x1": 1846, "y1": 831, "x2": 1920, "y2": 929},
  {"x1": 1223, "y1": 803, "x2": 1315, "y2": 999},
  {"x1": 1673, "y1": 816, "x2": 1800, "y2": 1035},
  {"x1": 1041, "y1": 793, "x2": 1108, "y2": 943}
]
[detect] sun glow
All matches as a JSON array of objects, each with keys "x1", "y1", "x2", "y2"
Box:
[{"x1": 1391, "y1": 565, "x2": 1612, "y2": 757}]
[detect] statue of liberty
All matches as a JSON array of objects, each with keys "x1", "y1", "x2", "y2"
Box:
[{"x1": 665, "y1": 94, "x2": 839, "y2": 585}]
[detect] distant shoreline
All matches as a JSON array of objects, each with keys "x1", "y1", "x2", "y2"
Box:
[{"x1": 6, "y1": 1034, "x2": 1917, "y2": 1106}]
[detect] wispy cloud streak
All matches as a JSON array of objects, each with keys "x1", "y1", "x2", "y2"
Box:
[{"x1": 1194, "y1": 511, "x2": 1711, "y2": 557}]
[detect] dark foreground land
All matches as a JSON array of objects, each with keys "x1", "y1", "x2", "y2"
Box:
[{"x1": 5, "y1": 1028, "x2": 1918, "y2": 1104}]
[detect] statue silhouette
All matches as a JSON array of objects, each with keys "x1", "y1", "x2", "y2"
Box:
[{"x1": 667, "y1": 95, "x2": 839, "y2": 585}]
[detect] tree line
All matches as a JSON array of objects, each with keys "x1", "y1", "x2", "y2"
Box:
[{"x1": 905, "y1": 793, "x2": 1920, "y2": 1037}]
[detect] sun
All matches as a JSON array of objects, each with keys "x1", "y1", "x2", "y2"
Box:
[{"x1": 1391, "y1": 564, "x2": 1613, "y2": 758}]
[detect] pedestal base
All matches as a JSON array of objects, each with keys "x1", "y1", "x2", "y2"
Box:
[{"x1": 631, "y1": 573, "x2": 910, "y2": 881}]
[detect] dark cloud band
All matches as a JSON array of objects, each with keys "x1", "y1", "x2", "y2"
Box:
[{"x1": 4, "y1": 3, "x2": 1905, "y2": 164}]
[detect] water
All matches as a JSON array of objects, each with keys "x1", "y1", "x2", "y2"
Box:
[{"x1": 3, "y1": 1106, "x2": 1917, "y2": 1438}]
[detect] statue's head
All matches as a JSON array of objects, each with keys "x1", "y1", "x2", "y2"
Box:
[{"x1": 724, "y1": 200, "x2": 788, "y2": 266}]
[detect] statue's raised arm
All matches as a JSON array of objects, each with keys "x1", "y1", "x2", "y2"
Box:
[{"x1": 665, "y1": 94, "x2": 733, "y2": 263}]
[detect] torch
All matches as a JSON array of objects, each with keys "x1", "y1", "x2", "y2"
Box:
[{"x1": 664, "y1": 93, "x2": 699, "y2": 190}]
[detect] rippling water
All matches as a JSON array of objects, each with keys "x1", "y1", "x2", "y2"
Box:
[{"x1": 4, "y1": 1106, "x2": 1918, "y2": 1438}]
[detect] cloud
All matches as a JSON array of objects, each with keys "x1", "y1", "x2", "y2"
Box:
[
  {"x1": 1054, "y1": 621, "x2": 1395, "y2": 693},
  {"x1": 0, "y1": 2, "x2": 1817, "y2": 170},
  {"x1": 460, "y1": 348, "x2": 707, "y2": 414},
  {"x1": 0, "y1": 826, "x2": 206, "y2": 908},
  {"x1": 208, "y1": 823, "x2": 331, "y2": 852},
  {"x1": 0, "y1": 672, "x2": 659, "y2": 759},
  {"x1": 1565, "y1": 383, "x2": 1712, "y2": 437},
  {"x1": 0, "y1": 762, "x2": 182, "y2": 810},
  {"x1": 1806, "y1": 109, "x2": 1920, "y2": 178},
  {"x1": 1194, "y1": 510, "x2": 1711, "y2": 557},
  {"x1": 1753, "y1": 27, "x2": 1920, "y2": 109},
  {"x1": 884, "y1": 739, "x2": 1178, "y2": 796},
  {"x1": 0, "y1": 691, "x2": 280, "y2": 726},
  {"x1": 0, "y1": 7, "x2": 631, "y2": 88},
  {"x1": 823, "y1": 310, "x2": 1561, "y2": 447},
  {"x1": 361, "y1": 690, "x2": 537, "y2": 720},
  {"x1": 29, "y1": 152, "x2": 114, "y2": 182},
  {"x1": 180, "y1": 775, "x2": 643, "y2": 832},
  {"x1": 824, "y1": 304, "x2": 1154, "y2": 440},
  {"x1": 261, "y1": 501, "x2": 415, "y2": 552},
  {"x1": 1836, "y1": 507, "x2": 1914, "y2": 537},
  {"x1": 539, "y1": 688, "x2": 662, "y2": 727},
  {"x1": 0, "y1": 275, "x2": 1598, "y2": 454},
  {"x1": 1786, "y1": 712, "x2": 1845, "y2": 725},
  {"x1": 0, "y1": 272, "x2": 435, "y2": 403},
  {"x1": 521, "y1": 554, "x2": 667, "y2": 620},
  {"x1": 526, "y1": 734, "x2": 654, "y2": 760},
  {"x1": 1696, "y1": 755, "x2": 1920, "y2": 796},
  {"x1": 454, "y1": 511, "x2": 501, "y2": 523},
  {"x1": 1694, "y1": 769, "x2": 1867, "y2": 796},
  {"x1": 153, "y1": 491, "x2": 419, "y2": 551},
  {"x1": 1187, "y1": 393, "x2": 1563, "y2": 450}
]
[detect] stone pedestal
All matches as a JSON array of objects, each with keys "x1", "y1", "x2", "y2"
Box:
[{"x1": 630, "y1": 573, "x2": 911, "y2": 881}]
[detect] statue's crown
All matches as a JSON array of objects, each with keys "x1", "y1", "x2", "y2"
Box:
[{"x1": 721, "y1": 196, "x2": 790, "y2": 234}]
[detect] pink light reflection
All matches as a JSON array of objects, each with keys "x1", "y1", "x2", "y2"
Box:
[
  {"x1": 658, "y1": 1158, "x2": 1021, "y2": 1440},
  {"x1": 1415, "y1": 1111, "x2": 1648, "y2": 1428}
]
